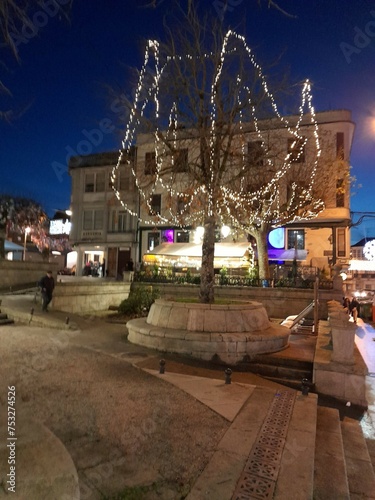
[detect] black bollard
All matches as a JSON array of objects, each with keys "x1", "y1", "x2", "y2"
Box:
[
  {"x1": 225, "y1": 367, "x2": 232, "y2": 385},
  {"x1": 159, "y1": 359, "x2": 166, "y2": 374},
  {"x1": 29, "y1": 307, "x2": 34, "y2": 324},
  {"x1": 301, "y1": 378, "x2": 310, "y2": 396},
  {"x1": 65, "y1": 316, "x2": 70, "y2": 325}
]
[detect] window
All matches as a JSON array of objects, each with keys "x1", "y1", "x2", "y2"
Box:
[
  {"x1": 337, "y1": 228, "x2": 346, "y2": 257},
  {"x1": 85, "y1": 173, "x2": 95, "y2": 193},
  {"x1": 287, "y1": 229, "x2": 305, "y2": 250},
  {"x1": 177, "y1": 195, "x2": 190, "y2": 215},
  {"x1": 83, "y1": 210, "x2": 104, "y2": 230},
  {"x1": 85, "y1": 172, "x2": 105, "y2": 192},
  {"x1": 336, "y1": 132, "x2": 344, "y2": 160},
  {"x1": 287, "y1": 137, "x2": 305, "y2": 163},
  {"x1": 110, "y1": 210, "x2": 133, "y2": 232},
  {"x1": 145, "y1": 152, "x2": 157, "y2": 175},
  {"x1": 247, "y1": 141, "x2": 264, "y2": 166},
  {"x1": 336, "y1": 179, "x2": 345, "y2": 207},
  {"x1": 176, "y1": 230, "x2": 189, "y2": 243},
  {"x1": 149, "y1": 194, "x2": 161, "y2": 215},
  {"x1": 119, "y1": 169, "x2": 135, "y2": 191},
  {"x1": 161, "y1": 229, "x2": 174, "y2": 243},
  {"x1": 148, "y1": 232, "x2": 160, "y2": 251},
  {"x1": 286, "y1": 182, "x2": 306, "y2": 203},
  {"x1": 173, "y1": 148, "x2": 189, "y2": 173}
]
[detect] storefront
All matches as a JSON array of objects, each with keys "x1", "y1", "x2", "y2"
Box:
[{"x1": 143, "y1": 242, "x2": 251, "y2": 271}]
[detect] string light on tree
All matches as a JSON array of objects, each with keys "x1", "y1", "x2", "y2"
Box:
[
  {"x1": 110, "y1": 26, "x2": 324, "y2": 286},
  {"x1": 363, "y1": 240, "x2": 375, "y2": 261}
]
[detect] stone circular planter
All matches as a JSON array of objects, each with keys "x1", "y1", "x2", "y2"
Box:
[{"x1": 127, "y1": 299, "x2": 290, "y2": 365}]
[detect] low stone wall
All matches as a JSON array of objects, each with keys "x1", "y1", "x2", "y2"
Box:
[
  {"x1": 148, "y1": 299, "x2": 270, "y2": 332},
  {"x1": 313, "y1": 302, "x2": 368, "y2": 407},
  {"x1": 132, "y1": 282, "x2": 339, "y2": 320},
  {"x1": 127, "y1": 299, "x2": 291, "y2": 365},
  {"x1": 0, "y1": 260, "x2": 59, "y2": 290},
  {"x1": 52, "y1": 280, "x2": 131, "y2": 314}
]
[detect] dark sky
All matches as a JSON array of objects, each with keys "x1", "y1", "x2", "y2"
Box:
[{"x1": 1, "y1": 0, "x2": 374, "y2": 243}]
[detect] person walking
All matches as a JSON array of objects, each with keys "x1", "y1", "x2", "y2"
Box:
[{"x1": 39, "y1": 270, "x2": 55, "y2": 312}]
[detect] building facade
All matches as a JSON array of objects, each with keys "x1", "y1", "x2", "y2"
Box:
[
  {"x1": 344, "y1": 237, "x2": 375, "y2": 296},
  {"x1": 68, "y1": 109, "x2": 354, "y2": 278},
  {"x1": 69, "y1": 152, "x2": 138, "y2": 278}
]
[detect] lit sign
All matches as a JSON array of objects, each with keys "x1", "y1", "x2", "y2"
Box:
[
  {"x1": 268, "y1": 228, "x2": 285, "y2": 249},
  {"x1": 363, "y1": 240, "x2": 375, "y2": 261},
  {"x1": 50, "y1": 219, "x2": 71, "y2": 235}
]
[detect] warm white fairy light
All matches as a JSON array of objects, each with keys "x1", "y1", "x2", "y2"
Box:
[{"x1": 111, "y1": 29, "x2": 323, "y2": 234}]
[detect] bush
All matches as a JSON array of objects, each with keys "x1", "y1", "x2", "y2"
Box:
[{"x1": 118, "y1": 286, "x2": 160, "y2": 316}]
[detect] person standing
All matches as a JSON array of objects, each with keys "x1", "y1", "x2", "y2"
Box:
[
  {"x1": 39, "y1": 270, "x2": 55, "y2": 312},
  {"x1": 349, "y1": 296, "x2": 360, "y2": 324},
  {"x1": 128, "y1": 257, "x2": 134, "y2": 282}
]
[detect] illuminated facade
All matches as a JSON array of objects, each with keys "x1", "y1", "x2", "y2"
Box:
[
  {"x1": 69, "y1": 152, "x2": 138, "y2": 278},
  {"x1": 132, "y1": 109, "x2": 354, "y2": 271},
  {"x1": 345, "y1": 237, "x2": 375, "y2": 295},
  {"x1": 69, "y1": 110, "x2": 354, "y2": 277}
]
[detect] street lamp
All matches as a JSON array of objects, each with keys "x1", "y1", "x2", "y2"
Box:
[{"x1": 23, "y1": 227, "x2": 31, "y2": 261}]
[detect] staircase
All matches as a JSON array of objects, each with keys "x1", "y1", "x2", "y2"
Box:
[
  {"x1": 241, "y1": 353, "x2": 314, "y2": 391},
  {"x1": 187, "y1": 386, "x2": 375, "y2": 499}
]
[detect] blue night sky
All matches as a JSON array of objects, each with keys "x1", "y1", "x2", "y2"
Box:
[{"x1": 1, "y1": 0, "x2": 374, "y2": 244}]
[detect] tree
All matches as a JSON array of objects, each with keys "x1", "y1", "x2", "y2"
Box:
[
  {"x1": 111, "y1": 2, "x2": 321, "y2": 302},
  {"x1": 0, "y1": 195, "x2": 66, "y2": 258},
  {"x1": 0, "y1": 197, "x2": 14, "y2": 258},
  {"x1": 224, "y1": 110, "x2": 330, "y2": 281}
]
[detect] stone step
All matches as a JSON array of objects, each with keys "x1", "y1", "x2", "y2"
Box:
[
  {"x1": 341, "y1": 417, "x2": 375, "y2": 499},
  {"x1": 186, "y1": 385, "x2": 277, "y2": 500},
  {"x1": 245, "y1": 362, "x2": 312, "y2": 382},
  {"x1": 250, "y1": 352, "x2": 314, "y2": 371},
  {"x1": 186, "y1": 386, "x2": 318, "y2": 500},
  {"x1": 274, "y1": 392, "x2": 317, "y2": 499},
  {"x1": 261, "y1": 375, "x2": 313, "y2": 392},
  {"x1": 313, "y1": 406, "x2": 350, "y2": 499}
]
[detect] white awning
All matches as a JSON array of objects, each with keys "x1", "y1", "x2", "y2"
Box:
[
  {"x1": 144, "y1": 242, "x2": 251, "y2": 268},
  {"x1": 268, "y1": 248, "x2": 307, "y2": 261},
  {"x1": 146, "y1": 242, "x2": 250, "y2": 258}
]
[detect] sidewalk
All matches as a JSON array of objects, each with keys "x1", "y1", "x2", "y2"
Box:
[
  {"x1": 1, "y1": 293, "x2": 375, "y2": 418},
  {"x1": 1, "y1": 293, "x2": 375, "y2": 498}
]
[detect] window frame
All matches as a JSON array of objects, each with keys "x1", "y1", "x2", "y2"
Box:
[{"x1": 287, "y1": 137, "x2": 306, "y2": 163}]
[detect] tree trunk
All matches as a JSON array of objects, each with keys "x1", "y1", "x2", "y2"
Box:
[
  {"x1": 199, "y1": 216, "x2": 216, "y2": 303},
  {"x1": 254, "y1": 229, "x2": 270, "y2": 281}
]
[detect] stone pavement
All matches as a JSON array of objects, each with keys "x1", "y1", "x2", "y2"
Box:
[{"x1": 1, "y1": 293, "x2": 375, "y2": 499}]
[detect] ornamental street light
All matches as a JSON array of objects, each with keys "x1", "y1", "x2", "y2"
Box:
[{"x1": 23, "y1": 227, "x2": 31, "y2": 261}]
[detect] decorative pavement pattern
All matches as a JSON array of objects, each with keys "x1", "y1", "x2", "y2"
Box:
[{"x1": 232, "y1": 390, "x2": 296, "y2": 500}]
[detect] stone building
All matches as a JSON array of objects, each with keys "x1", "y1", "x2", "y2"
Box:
[{"x1": 68, "y1": 109, "x2": 354, "y2": 278}]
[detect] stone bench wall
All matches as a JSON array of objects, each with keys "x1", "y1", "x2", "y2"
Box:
[
  {"x1": 127, "y1": 317, "x2": 290, "y2": 365},
  {"x1": 148, "y1": 299, "x2": 270, "y2": 332},
  {"x1": 52, "y1": 280, "x2": 131, "y2": 314}
]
